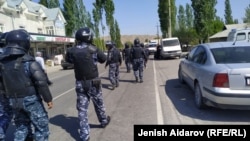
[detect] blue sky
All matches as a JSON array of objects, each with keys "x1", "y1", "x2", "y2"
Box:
[
  {"x1": 84, "y1": 0, "x2": 250, "y2": 35},
  {"x1": 34, "y1": 0, "x2": 250, "y2": 35}
]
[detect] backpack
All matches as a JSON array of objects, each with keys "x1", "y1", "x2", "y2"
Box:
[{"x1": 0, "y1": 57, "x2": 33, "y2": 98}]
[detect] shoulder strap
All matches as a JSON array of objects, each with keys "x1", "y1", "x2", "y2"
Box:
[{"x1": 14, "y1": 57, "x2": 23, "y2": 70}]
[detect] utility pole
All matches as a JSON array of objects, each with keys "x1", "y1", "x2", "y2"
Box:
[
  {"x1": 168, "y1": 0, "x2": 172, "y2": 38},
  {"x1": 156, "y1": 23, "x2": 160, "y2": 45}
]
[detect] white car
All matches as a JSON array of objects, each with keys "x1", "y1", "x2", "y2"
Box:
[{"x1": 178, "y1": 41, "x2": 250, "y2": 110}]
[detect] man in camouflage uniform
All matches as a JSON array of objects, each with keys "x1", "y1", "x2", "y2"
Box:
[
  {"x1": 0, "y1": 32, "x2": 33, "y2": 141},
  {"x1": 0, "y1": 29, "x2": 53, "y2": 141},
  {"x1": 130, "y1": 38, "x2": 148, "y2": 83},
  {"x1": 66, "y1": 27, "x2": 110, "y2": 141},
  {"x1": 105, "y1": 41, "x2": 122, "y2": 90},
  {"x1": 0, "y1": 32, "x2": 11, "y2": 141},
  {"x1": 122, "y1": 43, "x2": 132, "y2": 73}
]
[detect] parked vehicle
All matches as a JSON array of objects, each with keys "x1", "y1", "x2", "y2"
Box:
[
  {"x1": 61, "y1": 59, "x2": 74, "y2": 70},
  {"x1": 178, "y1": 41, "x2": 250, "y2": 110},
  {"x1": 159, "y1": 37, "x2": 182, "y2": 59},
  {"x1": 227, "y1": 28, "x2": 250, "y2": 42},
  {"x1": 146, "y1": 42, "x2": 157, "y2": 55}
]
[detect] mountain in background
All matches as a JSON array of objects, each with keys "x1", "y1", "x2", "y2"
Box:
[{"x1": 104, "y1": 34, "x2": 159, "y2": 44}]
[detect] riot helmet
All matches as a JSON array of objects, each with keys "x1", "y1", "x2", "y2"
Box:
[
  {"x1": 75, "y1": 27, "x2": 93, "y2": 43},
  {"x1": 125, "y1": 43, "x2": 129, "y2": 48},
  {"x1": 105, "y1": 41, "x2": 114, "y2": 49},
  {"x1": 134, "y1": 38, "x2": 140, "y2": 46},
  {"x1": 5, "y1": 29, "x2": 31, "y2": 53},
  {"x1": 140, "y1": 43, "x2": 144, "y2": 47}
]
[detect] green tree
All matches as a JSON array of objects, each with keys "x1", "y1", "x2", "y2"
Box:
[
  {"x1": 104, "y1": 0, "x2": 115, "y2": 40},
  {"x1": 191, "y1": 0, "x2": 217, "y2": 43},
  {"x1": 158, "y1": 0, "x2": 176, "y2": 38},
  {"x1": 114, "y1": 20, "x2": 122, "y2": 48},
  {"x1": 243, "y1": 4, "x2": 250, "y2": 23},
  {"x1": 75, "y1": 0, "x2": 92, "y2": 30},
  {"x1": 185, "y1": 4, "x2": 193, "y2": 28},
  {"x1": 39, "y1": 0, "x2": 49, "y2": 7},
  {"x1": 48, "y1": 0, "x2": 60, "y2": 8},
  {"x1": 62, "y1": 0, "x2": 77, "y2": 36},
  {"x1": 177, "y1": 5, "x2": 186, "y2": 31},
  {"x1": 158, "y1": 0, "x2": 168, "y2": 38},
  {"x1": 224, "y1": 0, "x2": 234, "y2": 24}
]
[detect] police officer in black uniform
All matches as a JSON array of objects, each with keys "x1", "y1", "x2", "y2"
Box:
[
  {"x1": 130, "y1": 38, "x2": 148, "y2": 83},
  {"x1": 65, "y1": 27, "x2": 110, "y2": 141},
  {"x1": 0, "y1": 32, "x2": 13, "y2": 141},
  {"x1": 0, "y1": 29, "x2": 53, "y2": 141},
  {"x1": 122, "y1": 43, "x2": 132, "y2": 73},
  {"x1": 105, "y1": 41, "x2": 122, "y2": 90}
]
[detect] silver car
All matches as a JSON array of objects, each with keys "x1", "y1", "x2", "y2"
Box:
[{"x1": 178, "y1": 41, "x2": 250, "y2": 110}]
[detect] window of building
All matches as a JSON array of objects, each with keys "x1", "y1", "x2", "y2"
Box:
[
  {"x1": 46, "y1": 26, "x2": 54, "y2": 35},
  {"x1": 38, "y1": 28, "x2": 43, "y2": 34}
]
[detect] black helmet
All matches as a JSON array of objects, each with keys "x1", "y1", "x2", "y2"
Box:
[
  {"x1": 0, "y1": 32, "x2": 8, "y2": 48},
  {"x1": 5, "y1": 29, "x2": 30, "y2": 52},
  {"x1": 125, "y1": 43, "x2": 129, "y2": 48},
  {"x1": 134, "y1": 38, "x2": 140, "y2": 46},
  {"x1": 105, "y1": 41, "x2": 114, "y2": 49},
  {"x1": 75, "y1": 27, "x2": 93, "y2": 43},
  {"x1": 140, "y1": 43, "x2": 144, "y2": 47}
]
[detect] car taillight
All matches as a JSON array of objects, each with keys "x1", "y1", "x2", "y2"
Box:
[{"x1": 213, "y1": 73, "x2": 229, "y2": 88}]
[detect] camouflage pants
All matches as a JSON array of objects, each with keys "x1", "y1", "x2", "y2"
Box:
[
  {"x1": 124, "y1": 58, "x2": 131, "y2": 72},
  {"x1": 75, "y1": 80, "x2": 108, "y2": 141},
  {"x1": 9, "y1": 95, "x2": 50, "y2": 141},
  {"x1": 0, "y1": 94, "x2": 12, "y2": 141},
  {"x1": 132, "y1": 58, "x2": 145, "y2": 80},
  {"x1": 108, "y1": 63, "x2": 120, "y2": 86}
]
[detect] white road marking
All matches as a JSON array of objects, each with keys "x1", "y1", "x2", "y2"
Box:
[
  {"x1": 53, "y1": 71, "x2": 107, "y2": 100},
  {"x1": 153, "y1": 60, "x2": 164, "y2": 124}
]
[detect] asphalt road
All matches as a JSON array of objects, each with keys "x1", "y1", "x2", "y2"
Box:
[{"x1": 5, "y1": 55, "x2": 250, "y2": 141}]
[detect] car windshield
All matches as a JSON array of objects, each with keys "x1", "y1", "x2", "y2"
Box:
[
  {"x1": 162, "y1": 39, "x2": 179, "y2": 46},
  {"x1": 211, "y1": 47, "x2": 250, "y2": 63},
  {"x1": 148, "y1": 44, "x2": 157, "y2": 47}
]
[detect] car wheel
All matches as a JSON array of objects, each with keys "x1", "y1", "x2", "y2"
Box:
[
  {"x1": 194, "y1": 82, "x2": 206, "y2": 109},
  {"x1": 62, "y1": 66, "x2": 67, "y2": 70},
  {"x1": 178, "y1": 68, "x2": 185, "y2": 84}
]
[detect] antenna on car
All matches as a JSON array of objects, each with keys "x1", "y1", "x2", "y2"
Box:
[{"x1": 232, "y1": 40, "x2": 236, "y2": 45}]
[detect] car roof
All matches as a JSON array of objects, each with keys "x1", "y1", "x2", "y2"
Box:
[{"x1": 200, "y1": 41, "x2": 250, "y2": 49}]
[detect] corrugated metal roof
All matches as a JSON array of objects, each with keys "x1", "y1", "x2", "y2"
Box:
[
  {"x1": 44, "y1": 8, "x2": 60, "y2": 21},
  {"x1": 5, "y1": 0, "x2": 59, "y2": 21},
  {"x1": 209, "y1": 23, "x2": 250, "y2": 39}
]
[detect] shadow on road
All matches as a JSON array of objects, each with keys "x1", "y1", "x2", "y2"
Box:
[
  {"x1": 50, "y1": 114, "x2": 103, "y2": 140},
  {"x1": 164, "y1": 79, "x2": 250, "y2": 123}
]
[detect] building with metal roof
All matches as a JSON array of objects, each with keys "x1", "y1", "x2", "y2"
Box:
[
  {"x1": 209, "y1": 23, "x2": 250, "y2": 42},
  {"x1": 0, "y1": 0, "x2": 74, "y2": 64}
]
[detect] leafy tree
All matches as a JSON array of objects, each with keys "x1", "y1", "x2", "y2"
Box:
[
  {"x1": 75, "y1": 0, "x2": 92, "y2": 30},
  {"x1": 185, "y1": 4, "x2": 193, "y2": 28},
  {"x1": 48, "y1": 0, "x2": 60, "y2": 8},
  {"x1": 158, "y1": 0, "x2": 176, "y2": 38},
  {"x1": 158, "y1": 0, "x2": 168, "y2": 37},
  {"x1": 191, "y1": 0, "x2": 217, "y2": 43},
  {"x1": 92, "y1": 1, "x2": 102, "y2": 39},
  {"x1": 62, "y1": 0, "x2": 77, "y2": 36},
  {"x1": 114, "y1": 20, "x2": 122, "y2": 48},
  {"x1": 224, "y1": 0, "x2": 234, "y2": 24},
  {"x1": 177, "y1": 5, "x2": 186, "y2": 31},
  {"x1": 39, "y1": 0, "x2": 49, "y2": 7},
  {"x1": 104, "y1": 0, "x2": 115, "y2": 40},
  {"x1": 243, "y1": 4, "x2": 250, "y2": 23}
]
